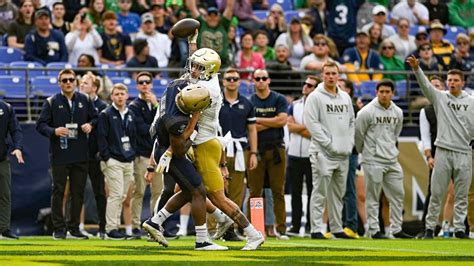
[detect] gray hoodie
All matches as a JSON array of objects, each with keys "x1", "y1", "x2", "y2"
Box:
[
  {"x1": 355, "y1": 98, "x2": 403, "y2": 165},
  {"x1": 303, "y1": 82, "x2": 355, "y2": 160},
  {"x1": 415, "y1": 68, "x2": 474, "y2": 154}
]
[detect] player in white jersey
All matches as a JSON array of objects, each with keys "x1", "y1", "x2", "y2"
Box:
[{"x1": 187, "y1": 48, "x2": 264, "y2": 250}]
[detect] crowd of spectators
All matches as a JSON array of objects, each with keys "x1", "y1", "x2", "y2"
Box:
[{"x1": 0, "y1": 0, "x2": 472, "y2": 92}]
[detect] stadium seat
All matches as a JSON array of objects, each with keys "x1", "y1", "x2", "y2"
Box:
[
  {"x1": 395, "y1": 80, "x2": 408, "y2": 100},
  {"x1": 0, "y1": 47, "x2": 24, "y2": 63},
  {"x1": 0, "y1": 76, "x2": 28, "y2": 98},
  {"x1": 269, "y1": 0, "x2": 292, "y2": 11},
  {"x1": 445, "y1": 25, "x2": 466, "y2": 45},
  {"x1": 101, "y1": 64, "x2": 124, "y2": 77},
  {"x1": 359, "y1": 81, "x2": 378, "y2": 99},
  {"x1": 10, "y1": 61, "x2": 45, "y2": 79},
  {"x1": 254, "y1": 10, "x2": 268, "y2": 21},
  {"x1": 153, "y1": 78, "x2": 168, "y2": 97},
  {"x1": 409, "y1": 25, "x2": 427, "y2": 36},
  {"x1": 110, "y1": 77, "x2": 138, "y2": 97},
  {"x1": 30, "y1": 76, "x2": 59, "y2": 97},
  {"x1": 0, "y1": 62, "x2": 8, "y2": 75},
  {"x1": 46, "y1": 62, "x2": 73, "y2": 77},
  {"x1": 284, "y1": 10, "x2": 302, "y2": 23}
]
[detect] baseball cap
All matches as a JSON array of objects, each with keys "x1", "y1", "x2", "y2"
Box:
[
  {"x1": 34, "y1": 8, "x2": 50, "y2": 19},
  {"x1": 372, "y1": 5, "x2": 387, "y2": 16},
  {"x1": 356, "y1": 30, "x2": 369, "y2": 37},
  {"x1": 290, "y1": 16, "x2": 301, "y2": 24},
  {"x1": 207, "y1": 6, "x2": 219, "y2": 15},
  {"x1": 141, "y1": 12, "x2": 154, "y2": 23}
]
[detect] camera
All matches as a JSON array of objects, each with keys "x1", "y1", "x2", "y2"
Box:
[{"x1": 80, "y1": 13, "x2": 87, "y2": 23}]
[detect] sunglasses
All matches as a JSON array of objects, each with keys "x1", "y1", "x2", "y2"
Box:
[
  {"x1": 416, "y1": 35, "x2": 427, "y2": 40},
  {"x1": 61, "y1": 78, "x2": 75, "y2": 84},
  {"x1": 304, "y1": 82, "x2": 315, "y2": 88},
  {"x1": 138, "y1": 80, "x2": 151, "y2": 85},
  {"x1": 382, "y1": 46, "x2": 394, "y2": 50},
  {"x1": 225, "y1": 77, "x2": 239, "y2": 82},
  {"x1": 457, "y1": 41, "x2": 469, "y2": 45},
  {"x1": 254, "y1": 76, "x2": 268, "y2": 82},
  {"x1": 154, "y1": 4, "x2": 164, "y2": 8},
  {"x1": 315, "y1": 42, "x2": 327, "y2": 47}
]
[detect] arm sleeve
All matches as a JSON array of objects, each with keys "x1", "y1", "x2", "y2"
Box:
[
  {"x1": 303, "y1": 93, "x2": 331, "y2": 148},
  {"x1": 414, "y1": 68, "x2": 442, "y2": 104},
  {"x1": 246, "y1": 102, "x2": 256, "y2": 125},
  {"x1": 354, "y1": 108, "x2": 369, "y2": 154},
  {"x1": 97, "y1": 112, "x2": 110, "y2": 161},
  {"x1": 8, "y1": 105, "x2": 23, "y2": 150},
  {"x1": 35, "y1": 100, "x2": 56, "y2": 138},
  {"x1": 65, "y1": 31, "x2": 79, "y2": 52},
  {"x1": 419, "y1": 108, "x2": 431, "y2": 151},
  {"x1": 90, "y1": 28, "x2": 103, "y2": 48},
  {"x1": 395, "y1": 108, "x2": 403, "y2": 138},
  {"x1": 348, "y1": 100, "x2": 355, "y2": 148}
]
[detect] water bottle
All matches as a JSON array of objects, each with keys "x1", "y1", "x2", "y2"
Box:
[
  {"x1": 60, "y1": 137, "x2": 68, "y2": 150},
  {"x1": 442, "y1": 221, "x2": 450, "y2": 239}
]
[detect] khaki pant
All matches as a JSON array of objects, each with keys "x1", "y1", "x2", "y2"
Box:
[
  {"x1": 247, "y1": 148, "x2": 286, "y2": 233},
  {"x1": 468, "y1": 150, "x2": 474, "y2": 232},
  {"x1": 131, "y1": 156, "x2": 163, "y2": 229},
  {"x1": 101, "y1": 158, "x2": 133, "y2": 232},
  {"x1": 226, "y1": 151, "x2": 249, "y2": 209}
]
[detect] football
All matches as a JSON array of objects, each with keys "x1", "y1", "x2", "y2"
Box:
[{"x1": 171, "y1": 18, "x2": 200, "y2": 38}]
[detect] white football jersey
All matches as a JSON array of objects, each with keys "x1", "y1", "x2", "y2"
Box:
[{"x1": 194, "y1": 75, "x2": 222, "y2": 145}]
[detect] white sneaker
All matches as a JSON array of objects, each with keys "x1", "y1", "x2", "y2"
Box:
[
  {"x1": 142, "y1": 219, "x2": 168, "y2": 247},
  {"x1": 195, "y1": 241, "x2": 229, "y2": 251},
  {"x1": 212, "y1": 216, "x2": 234, "y2": 240},
  {"x1": 469, "y1": 232, "x2": 474, "y2": 239},
  {"x1": 274, "y1": 227, "x2": 290, "y2": 240},
  {"x1": 80, "y1": 229, "x2": 95, "y2": 238},
  {"x1": 176, "y1": 226, "x2": 188, "y2": 237},
  {"x1": 241, "y1": 232, "x2": 264, "y2": 250}
]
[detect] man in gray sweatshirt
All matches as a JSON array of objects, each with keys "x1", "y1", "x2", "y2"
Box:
[
  {"x1": 355, "y1": 80, "x2": 413, "y2": 239},
  {"x1": 304, "y1": 62, "x2": 355, "y2": 239},
  {"x1": 408, "y1": 56, "x2": 474, "y2": 239}
]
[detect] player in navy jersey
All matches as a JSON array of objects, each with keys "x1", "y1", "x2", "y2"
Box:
[{"x1": 326, "y1": 0, "x2": 364, "y2": 55}]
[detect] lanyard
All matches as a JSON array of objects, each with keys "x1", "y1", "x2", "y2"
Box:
[{"x1": 121, "y1": 112, "x2": 129, "y2": 136}]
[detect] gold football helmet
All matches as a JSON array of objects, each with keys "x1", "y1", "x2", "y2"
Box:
[
  {"x1": 186, "y1": 48, "x2": 221, "y2": 81},
  {"x1": 176, "y1": 84, "x2": 211, "y2": 114}
]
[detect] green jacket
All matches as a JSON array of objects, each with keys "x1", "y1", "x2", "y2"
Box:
[
  {"x1": 252, "y1": 46, "x2": 276, "y2": 61},
  {"x1": 380, "y1": 55, "x2": 405, "y2": 82},
  {"x1": 448, "y1": 0, "x2": 474, "y2": 28}
]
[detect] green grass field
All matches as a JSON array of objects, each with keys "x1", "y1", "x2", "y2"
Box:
[{"x1": 0, "y1": 236, "x2": 473, "y2": 265}]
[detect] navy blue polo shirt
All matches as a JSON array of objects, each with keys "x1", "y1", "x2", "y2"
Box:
[
  {"x1": 0, "y1": 100, "x2": 22, "y2": 161},
  {"x1": 250, "y1": 91, "x2": 288, "y2": 146},
  {"x1": 97, "y1": 105, "x2": 137, "y2": 163},
  {"x1": 88, "y1": 97, "x2": 108, "y2": 161},
  {"x1": 129, "y1": 97, "x2": 157, "y2": 158},
  {"x1": 36, "y1": 92, "x2": 98, "y2": 165},
  {"x1": 219, "y1": 94, "x2": 256, "y2": 150}
]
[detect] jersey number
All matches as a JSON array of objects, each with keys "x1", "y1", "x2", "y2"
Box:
[{"x1": 335, "y1": 4, "x2": 348, "y2": 25}]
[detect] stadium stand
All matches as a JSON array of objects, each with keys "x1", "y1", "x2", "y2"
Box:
[{"x1": 0, "y1": 47, "x2": 24, "y2": 63}]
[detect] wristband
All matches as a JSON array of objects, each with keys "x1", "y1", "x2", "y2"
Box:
[{"x1": 250, "y1": 151, "x2": 258, "y2": 156}]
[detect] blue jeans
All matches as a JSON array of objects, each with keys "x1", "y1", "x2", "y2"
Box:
[{"x1": 343, "y1": 154, "x2": 358, "y2": 231}]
